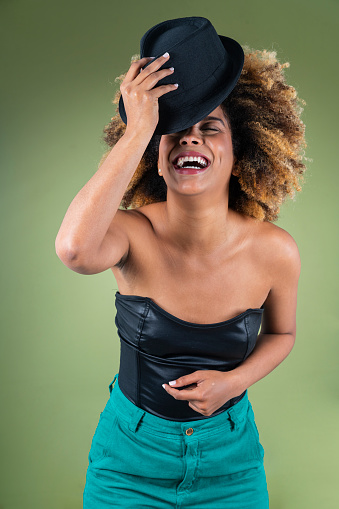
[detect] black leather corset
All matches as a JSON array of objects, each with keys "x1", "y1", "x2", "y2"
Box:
[{"x1": 115, "y1": 291, "x2": 264, "y2": 421}]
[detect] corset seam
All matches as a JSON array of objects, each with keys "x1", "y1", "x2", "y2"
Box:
[
  {"x1": 243, "y1": 315, "x2": 250, "y2": 360},
  {"x1": 135, "y1": 300, "x2": 150, "y2": 407}
]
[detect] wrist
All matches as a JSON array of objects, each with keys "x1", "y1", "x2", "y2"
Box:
[
  {"x1": 123, "y1": 127, "x2": 154, "y2": 145},
  {"x1": 224, "y1": 368, "x2": 248, "y2": 396}
]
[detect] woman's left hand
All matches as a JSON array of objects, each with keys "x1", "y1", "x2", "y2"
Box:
[{"x1": 162, "y1": 370, "x2": 243, "y2": 416}]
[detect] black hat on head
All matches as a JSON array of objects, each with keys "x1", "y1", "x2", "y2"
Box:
[{"x1": 118, "y1": 16, "x2": 244, "y2": 135}]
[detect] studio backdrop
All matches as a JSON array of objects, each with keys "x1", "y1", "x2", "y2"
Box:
[{"x1": 0, "y1": 1, "x2": 338, "y2": 508}]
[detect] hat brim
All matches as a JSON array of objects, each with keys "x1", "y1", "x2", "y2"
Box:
[{"x1": 118, "y1": 34, "x2": 244, "y2": 135}]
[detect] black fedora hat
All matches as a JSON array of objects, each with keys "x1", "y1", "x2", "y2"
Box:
[{"x1": 118, "y1": 16, "x2": 244, "y2": 135}]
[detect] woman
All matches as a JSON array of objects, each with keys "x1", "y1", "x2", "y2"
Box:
[{"x1": 55, "y1": 17, "x2": 306, "y2": 509}]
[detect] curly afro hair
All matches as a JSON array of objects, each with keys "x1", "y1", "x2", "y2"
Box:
[{"x1": 101, "y1": 47, "x2": 307, "y2": 222}]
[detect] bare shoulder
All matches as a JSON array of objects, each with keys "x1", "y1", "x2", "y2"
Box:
[
  {"x1": 109, "y1": 202, "x2": 161, "y2": 232},
  {"x1": 260, "y1": 220, "x2": 300, "y2": 263},
  {"x1": 254, "y1": 218, "x2": 299, "y2": 250},
  {"x1": 250, "y1": 218, "x2": 301, "y2": 283},
  {"x1": 130, "y1": 201, "x2": 165, "y2": 225}
]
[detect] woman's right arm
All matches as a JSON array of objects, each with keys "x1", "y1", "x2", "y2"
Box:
[{"x1": 55, "y1": 53, "x2": 176, "y2": 274}]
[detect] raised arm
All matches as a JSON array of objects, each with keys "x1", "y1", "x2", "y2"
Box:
[
  {"x1": 54, "y1": 129, "x2": 150, "y2": 274},
  {"x1": 55, "y1": 53, "x2": 177, "y2": 274}
]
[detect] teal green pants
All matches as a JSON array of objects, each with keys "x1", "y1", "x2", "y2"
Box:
[{"x1": 83, "y1": 373, "x2": 269, "y2": 508}]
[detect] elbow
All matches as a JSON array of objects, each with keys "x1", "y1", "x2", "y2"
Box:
[
  {"x1": 55, "y1": 237, "x2": 81, "y2": 267},
  {"x1": 55, "y1": 238, "x2": 96, "y2": 274}
]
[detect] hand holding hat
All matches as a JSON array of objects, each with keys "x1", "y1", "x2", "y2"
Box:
[
  {"x1": 119, "y1": 16, "x2": 244, "y2": 135},
  {"x1": 119, "y1": 53, "x2": 179, "y2": 139}
]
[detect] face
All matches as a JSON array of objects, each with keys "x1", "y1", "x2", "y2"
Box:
[{"x1": 157, "y1": 105, "x2": 236, "y2": 196}]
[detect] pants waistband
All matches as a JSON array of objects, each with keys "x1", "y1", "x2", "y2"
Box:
[{"x1": 108, "y1": 373, "x2": 249, "y2": 437}]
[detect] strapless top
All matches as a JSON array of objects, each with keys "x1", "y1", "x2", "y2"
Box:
[{"x1": 114, "y1": 291, "x2": 264, "y2": 421}]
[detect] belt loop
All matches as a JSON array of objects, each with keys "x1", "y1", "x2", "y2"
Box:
[
  {"x1": 227, "y1": 406, "x2": 238, "y2": 431},
  {"x1": 109, "y1": 374, "x2": 118, "y2": 394},
  {"x1": 128, "y1": 408, "x2": 146, "y2": 433}
]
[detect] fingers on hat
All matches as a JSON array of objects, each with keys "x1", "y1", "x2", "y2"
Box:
[
  {"x1": 138, "y1": 56, "x2": 155, "y2": 62},
  {"x1": 125, "y1": 57, "x2": 152, "y2": 80}
]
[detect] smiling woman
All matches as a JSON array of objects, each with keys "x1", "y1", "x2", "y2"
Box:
[
  {"x1": 55, "y1": 15, "x2": 306, "y2": 509},
  {"x1": 161, "y1": 107, "x2": 232, "y2": 181},
  {"x1": 102, "y1": 47, "x2": 306, "y2": 221}
]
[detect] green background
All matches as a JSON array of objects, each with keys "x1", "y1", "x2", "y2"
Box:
[{"x1": 1, "y1": 0, "x2": 338, "y2": 507}]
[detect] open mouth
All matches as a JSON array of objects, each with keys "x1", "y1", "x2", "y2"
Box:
[{"x1": 172, "y1": 155, "x2": 211, "y2": 172}]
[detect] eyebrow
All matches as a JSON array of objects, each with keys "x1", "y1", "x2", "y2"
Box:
[{"x1": 202, "y1": 116, "x2": 226, "y2": 127}]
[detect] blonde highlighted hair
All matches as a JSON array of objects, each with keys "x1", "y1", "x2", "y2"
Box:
[{"x1": 101, "y1": 48, "x2": 307, "y2": 221}]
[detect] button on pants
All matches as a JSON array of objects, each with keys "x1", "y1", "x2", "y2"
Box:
[{"x1": 83, "y1": 373, "x2": 269, "y2": 508}]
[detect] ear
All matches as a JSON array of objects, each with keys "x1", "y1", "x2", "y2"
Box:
[{"x1": 231, "y1": 160, "x2": 239, "y2": 177}]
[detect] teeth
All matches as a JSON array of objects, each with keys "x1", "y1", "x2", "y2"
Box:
[
  {"x1": 178, "y1": 166, "x2": 202, "y2": 170},
  {"x1": 175, "y1": 155, "x2": 208, "y2": 168}
]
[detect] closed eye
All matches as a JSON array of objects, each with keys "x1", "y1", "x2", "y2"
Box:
[
  {"x1": 201, "y1": 125, "x2": 219, "y2": 131},
  {"x1": 168, "y1": 125, "x2": 220, "y2": 136}
]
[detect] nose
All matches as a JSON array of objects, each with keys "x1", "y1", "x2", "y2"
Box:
[{"x1": 179, "y1": 127, "x2": 203, "y2": 146}]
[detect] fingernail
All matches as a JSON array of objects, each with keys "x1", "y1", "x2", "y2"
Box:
[
  {"x1": 149, "y1": 56, "x2": 155, "y2": 59},
  {"x1": 162, "y1": 384, "x2": 166, "y2": 389},
  {"x1": 169, "y1": 380, "x2": 176, "y2": 386},
  {"x1": 163, "y1": 52, "x2": 169, "y2": 58}
]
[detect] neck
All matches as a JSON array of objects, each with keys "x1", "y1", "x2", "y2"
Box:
[{"x1": 161, "y1": 191, "x2": 238, "y2": 255}]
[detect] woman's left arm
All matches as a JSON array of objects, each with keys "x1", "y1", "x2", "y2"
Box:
[
  {"x1": 162, "y1": 231, "x2": 301, "y2": 416},
  {"x1": 231, "y1": 230, "x2": 301, "y2": 393}
]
